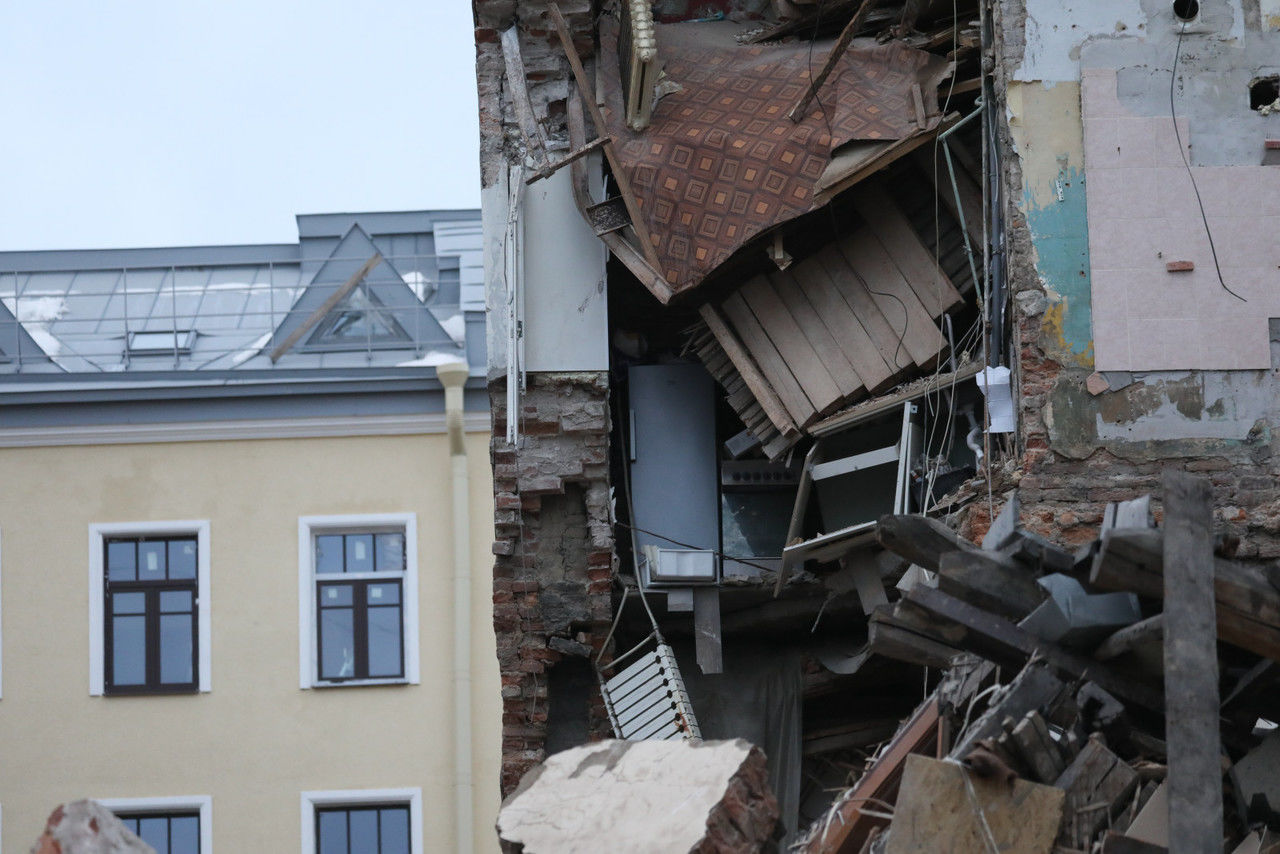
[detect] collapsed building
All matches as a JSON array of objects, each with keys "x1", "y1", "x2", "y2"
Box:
[{"x1": 472, "y1": 0, "x2": 1280, "y2": 849}]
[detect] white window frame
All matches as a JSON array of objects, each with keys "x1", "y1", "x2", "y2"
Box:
[
  {"x1": 0, "y1": 525, "x2": 5, "y2": 700},
  {"x1": 298, "y1": 514, "x2": 419, "y2": 689},
  {"x1": 96, "y1": 795, "x2": 213, "y2": 853},
  {"x1": 300, "y1": 788, "x2": 422, "y2": 854},
  {"x1": 89, "y1": 521, "x2": 212, "y2": 696}
]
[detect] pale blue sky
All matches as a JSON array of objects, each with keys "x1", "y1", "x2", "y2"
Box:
[{"x1": 0, "y1": 2, "x2": 480, "y2": 251}]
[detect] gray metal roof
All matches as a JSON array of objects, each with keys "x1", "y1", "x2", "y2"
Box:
[{"x1": 0, "y1": 210, "x2": 483, "y2": 376}]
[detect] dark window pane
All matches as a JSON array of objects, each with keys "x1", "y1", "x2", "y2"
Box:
[
  {"x1": 120, "y1": 817, "x2": 140, "y2": 834},
  {"x1": 367, "y1": 582, "x2": 400, "y2": 605},
  {"x1": 380, "y1": 807, "x2": 411, "y2": 854},
  {"x1": 139, "y1": 541, "x2": 166, "y2": 580},
  {"x1": 160, "y1": 590, "x2": 193, "y2": 613},
  {"x1": 112, "y1": 591, "x2": 147, "y2": 615},
  {"x1": 318, "y1": 810, "x2": 348, "y2": 854},
  {"x1": 107, "y1": 541, "x2": 137, "y2": 581},
  {"x1": 112, "y1": 615, "x2": 146, "y2": 685},
  {"x1": 316, "y1": 535, "x2": 344, "y2": 574},
  {"x1": 346, "y1": 534, "x2": 375, "y2": 573},
  {"x1": 375, "y1": 533, "x2": 405, "y2": 572},
  {"x1": 160, "y1": 614, "x2": 194, "y2": 685},
  {"x1": 138, "y1": 817, "x2": 169, "y2": 854},
  {"x1": 349, "y1": 809, "x2": 379, "y2": 854},
  {"x1": 367, "y1": 605, "x2": 403, "y2": 678},
  {"x1": 168, "y1": 540, "x2": 197, "y2": 580},
  {"x1": 320, "y1": 583, "x2": 353, "y2": 607},
  {"x1": 170, "y1": 816, "x2": 199, "y2": 854},
  {"x1": 320, "y1": 608, "x2": 355, "y2": 680}
]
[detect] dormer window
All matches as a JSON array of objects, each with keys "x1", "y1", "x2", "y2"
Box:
[{"x1": 127, "y1": 330, "x2": 196, "y2": 356}]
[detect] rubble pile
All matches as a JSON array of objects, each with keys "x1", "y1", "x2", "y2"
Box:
[{"x1": 797, "y1": 473, "x2": 1280, "y2": 854}]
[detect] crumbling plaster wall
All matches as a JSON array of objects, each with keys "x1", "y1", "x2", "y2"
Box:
[
  {"x1": 475, "y1": 0, "x2": 619, "y2": 796},
  {"x1": 994, "y1": 0, "x2": 1280, "y2": 554}
]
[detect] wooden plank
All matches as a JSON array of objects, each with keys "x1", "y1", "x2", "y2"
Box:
[
  {"x1": 791, "y1": 253, "x2": 895, "y2": 392},
  {"x1": 500, "y1": 26, "x2": 550, "y2": 166},
  {"x1": 1094, "y1": 614, "x2": 1164, "y2": 661},
  {"x1": 901, "y1": 586, "x2": 1164, "y2": 712},
  {"x1": 740, "y1": 275, "x2": 845, "y2": 413},
  {"x1": 566, "y1": 95, "x2": 673, "y2": 303},
  {"x1": 802, "y1": 698, "x2": 941, "y2": 854},
  {"x1": 877, "y1": 513, "x2": 986, "y2": 572},
  {"x1": 1010, "y1": 710, "x2": 1065, "y2": 783},
  {"x1": 525, "y1": 134, "x2": 611, "y2": 185},
  {"x1": 769, "y1": 269, "x2": 866, "y2": 396},
  {"x1": 1162, "y1": 471, "x2": 1222, "y2": 854},
  {"x1": 698, "y1": 305, "x2": 797, "y2": 436},
  {"x1": 810, "y1": 361, "x2": 983, "y2": 436},
  {"x1": 720, "y1": 292, "x2": 817, "y2": 424},
  {"x1": 269, "y1": 253, "x2": 381, "y2": 363},
  {"x1": 868, "y1": 611, "x2": 960, "y2": 668},
  {"x1": 1054, "y1": 737, "x2": 1140, "y2": 849},
  {"x1": 788, "y1": 0, "x2": 883, "y2": 122},
  {"x1": 836, "y1": 228, "x2": 945, "y2": 369},
  {"x1": 547, "y1": 2, "x2": 662, "y2": 271},
  {"x1": 1089, "y1": 528, "x2": 1280, "y2": 661},
  {"x1": 936, "y1": 549, "x2": 1048, "y2": 621},
  {"x1": 692, "y1": 587, "x2": 723, "y2": 675},
  {"x1": 811, "y1": 244, "x2": 912, "y2": 378},
  {"x1": 884, "y1": 754, "x2": 1064, "y2": 854}
]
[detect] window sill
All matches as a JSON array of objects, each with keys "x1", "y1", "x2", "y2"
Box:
[{"x1": 308, "y1": 677, "x2": 414, "y2": 689}]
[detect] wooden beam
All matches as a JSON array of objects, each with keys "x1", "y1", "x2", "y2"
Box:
[
  {"x1": 1089, "y1": 527, "x2": 1280, "y2": 661},
  {"x1": 1161, "y1": 471, "x2": 1222, "y2": 854},
  {"x1": 269, "y1": 253, "x2": 381, "y2": 363},
  {"x1": 546, "y1": 2, "x2": 663, "y2": 271},
  {"x1": 566, "y1": 93, "x2": 674, "y2": 303},
  {"x1": 876, "y1": 513, "x2": 986, "y2": 572},
  {"x1": 936, "y1": 549, "x2": 1047, "y2": 621},
  {"x1": 789, "y1": 0, "x2": 883, "y2": 123},
  {"x1": 809, "y1": 361, "x2": 982, "y2": 436},
  {"x1": 524, "y1": 135, "x2": 611, "y2": 185}
]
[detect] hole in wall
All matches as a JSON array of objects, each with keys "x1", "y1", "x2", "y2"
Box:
[
  {"x1": 1172, "y1": 0, "x2": 1199, "y2": 21},
  {"x1": 1251, "y1": 76, "x2": 1280, "y2": 112}
]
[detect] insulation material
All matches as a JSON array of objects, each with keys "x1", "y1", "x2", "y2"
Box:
[{"x1": 598, "y1": 18, "x2": 952, "y2": 293}]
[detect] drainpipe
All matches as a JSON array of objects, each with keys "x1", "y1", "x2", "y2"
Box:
[{"x1": 437, "y1": 360, "x2": 473, "y2": 854}]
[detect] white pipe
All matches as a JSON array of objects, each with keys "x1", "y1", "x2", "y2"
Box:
[{"x1": 437, "y1": 360, "x2": 473, "y2": 854}]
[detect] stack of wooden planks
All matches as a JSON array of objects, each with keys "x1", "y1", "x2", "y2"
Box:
[{"x1": 696, "y1": 186, "x2": 963, "y2": 458}]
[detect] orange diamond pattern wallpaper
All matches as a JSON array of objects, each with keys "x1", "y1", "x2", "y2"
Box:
[{"x1": 599, "y1": 19, "x2": 948, "y2": 294}]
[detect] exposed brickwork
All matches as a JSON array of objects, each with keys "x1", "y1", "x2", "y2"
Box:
[
  {"x1": 490, "y1": 373, "x2": 617, "y2": 795},
  {"x1": 694, "y1": 745, "x2": 781, "y2": 854}
]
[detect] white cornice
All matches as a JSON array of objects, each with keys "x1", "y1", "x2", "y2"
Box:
[{"x1": 0, "y1": 411, "x2": 491, "y2": 447}]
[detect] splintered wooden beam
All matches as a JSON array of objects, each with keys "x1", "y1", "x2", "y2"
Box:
[
  {"x1": 269, "y1": 253, "x2": 382, "y2": 363},
  {"x1": 546, "y1": 2, "x2": 663, "y2": 272},
  {"x1": 1161, "y1": 471, "x2": 1222, "y2": 854},
  {"x1": 524, "y1": 135, "x2": 611, "y2": 185},
  {"x1": 788, "y1": 0, "x2": 882, "y2": 122}
]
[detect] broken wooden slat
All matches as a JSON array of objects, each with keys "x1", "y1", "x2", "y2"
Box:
[
  {"x1": 788, "y1": 0, "x2": 884, "y2": 122},
  {"x1": 812, "y1": 243, "x2": 914, "y2": 377},
  {"x1": 901, "y1": 586, "x2": 1164, "y2": 712},
  {"x1": 1094, "y1": 614, "x2": 1164, "y2": 661},
  {"x1": 1009, "y1": 710, "x2": 1065, "y2": 784},
  {"x1": 851, "y1": 184, "x2": 964, "y2": 320},
  {"x1": 1090, "y1": 527, "x2": 1280, "y2": 661},
  {"x1": 720, "y1": 292, "x2": 817, "y2": 425},
  {"x1": 835, "y1": 229, "x2": 946, "y2": 369},
  {"x1": 524, "y1": 135, "x2": 611, "y2": 185},
  {"x1": 698, "y1": 305, "x2": 797, "y2": 437},
  {"x1": 802, "y1": 697, "x2": 941, "y2": 854},
  {"x1": 739, "y1": 274, "x2": 845, "y2": 413},
  {"x1": 769, "y1": 269, "x2": 866, "y2": 397},
  {"x1": 269, "y1": 253, "x2": 382, "y2": 363},
  {"x1": 791, "y1": 251, "x2": 895, "y2": 392},
  {"x1": 547, "y1": 2, "x2": 663, "y2": 273},
  {"x1": 1161, "y1": 471, "x2": 1223, "y2": 854},
  {"x1": 809, "y1": 360, "x2": 983, "y2": 436},
  {"x1": 1054, "y1": 737, "x2": 1141, "y2": 849}
]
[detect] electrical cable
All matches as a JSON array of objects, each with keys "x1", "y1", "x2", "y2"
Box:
[
  {"x1": 1170, "y1": 21, "x2": 1247, "y2": 302},
  {"x1": 615, "y1": 520, "x2": 782, "y2": 576}
]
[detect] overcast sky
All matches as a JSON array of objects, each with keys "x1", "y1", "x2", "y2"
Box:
[{"x1": 0, "y1": 2, "x2": 480, "y2": 251}]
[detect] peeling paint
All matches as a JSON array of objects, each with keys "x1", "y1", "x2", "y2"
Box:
[{"x1": 1015, "y1": 0, "x2": 1147, "y2": 83}]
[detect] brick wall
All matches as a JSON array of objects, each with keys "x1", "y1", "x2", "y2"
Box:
[{"x1": 490, "y1": 373, "x2": 617, "y2": 794}]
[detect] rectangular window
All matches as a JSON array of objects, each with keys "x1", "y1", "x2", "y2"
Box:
[
  {"x1": 105, "y1": 536, "x2": 198, "y2": 693},
  {"x1": 89, "y1": 522, "x2": 211, "y2": 696},
  {"x1": 299, "y1": 515, "x2": 418, "y2": 688},
  {"x1": 302, "y1": 789, "x2": 421, "y2": 854},
  {"x1": 97, "y1": 796, "x2": 211, "y2": 854},
  {"x1": 116, "y1": 810, "x2": 201, "y2": 854}
]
